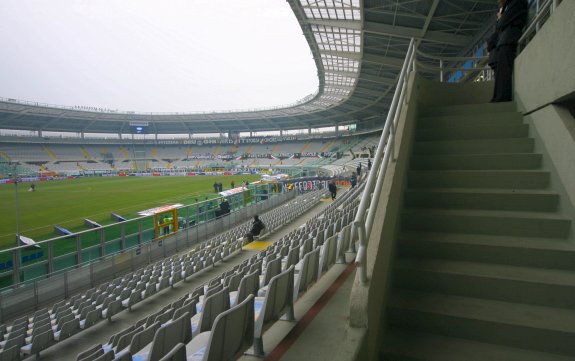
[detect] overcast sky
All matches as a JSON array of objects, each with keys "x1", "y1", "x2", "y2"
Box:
[{"x1": 0, "y1": 0, "x2": 318, "y2": 113}]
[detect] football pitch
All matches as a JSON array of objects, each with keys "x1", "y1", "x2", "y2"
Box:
[{"x1": 0, "y1": 174, "x2": 260, "y2": 250}]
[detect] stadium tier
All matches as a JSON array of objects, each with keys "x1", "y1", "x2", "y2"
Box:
[{"x1": 0, "y1": 134, "x2": 379, "y2": 175}]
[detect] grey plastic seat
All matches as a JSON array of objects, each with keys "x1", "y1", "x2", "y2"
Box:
[
  {"x1": 131, "y1": 312, "x2": 191, "y2": 361},
  {"x1": 80, "y1": 308, "x2": 101, "y2": 330},
  {"x1": 294, "y1": 247, "x2": 320, "y2": 301},
  {"x1": 121, "y1": 290, "x2": 140, "y2": 310},
  {"x1": 0, "y1": 344, "x2": 19, "y2": 361},
  {"x1": 258, "y1": 257, "x2": 282, "y2": 292},
  {"x1": 127, "y1": 322, "x2": 160, "y2": 355},
  {"x1": 54, "y1": 318, "x2": 80, "y2": 342},
  {"x1": 319, "y1": 235, "x2": 338, "y2": 276},
  {"x1": 253, "y1": 266, "x2": 295, "y2": 356},
  {"x1": 158, "y1": 343, "x2": 186, "y2": 361},
  {"x1": 20, "y1": 329, "x2": 54, "y2": 359},
  {"x1": 229, "y1": 270, "x2": 259, "y2": 306},
  {"x1": 336, "y1": 224, "x2": 352, "y2": 264},
  {"x1": 102, "y1": 299, "x2": 122, "y2": 322},
  {"x1": 190, "y1": 287, "x2": 230, "y2": 337},
  {"x1": 186, "y1": 294, "x2": 255, "y2": 361}
]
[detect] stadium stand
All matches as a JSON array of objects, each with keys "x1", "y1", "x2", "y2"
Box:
[{"x1": 0, "y1": 186, "x2": 339, "y2": 360}]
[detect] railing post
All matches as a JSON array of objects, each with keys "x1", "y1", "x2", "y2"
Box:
[
  {"x1": 440, "y1": 59, "x2": 444, "y2": 82},
  {"x1": 354, "y1": 221, "x2": 368, "y2": 284},
  {"x1": 536, "y1": 0, "x2": 541, "y2": 32}
]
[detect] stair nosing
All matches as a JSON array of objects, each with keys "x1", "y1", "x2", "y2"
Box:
[
  {"x1": 389, "y1": 290, "x2": 575, "y2": 333},
  {"x1": 398, "y1": 231, "x2": 575, "y2": 251},
  {"x1": 395, "y1": 257, "x2": 575, "y2": 287},
  {"x1": 382, "y1": 327, "x2": 575, "y2": 361},
  {"x1": 402, "y1": 208, "x2": 570, "y2": 220}
]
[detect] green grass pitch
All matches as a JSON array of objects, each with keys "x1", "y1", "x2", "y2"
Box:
[{"x1": 0, "y1": 174, "x2": 261, "y2": 250}]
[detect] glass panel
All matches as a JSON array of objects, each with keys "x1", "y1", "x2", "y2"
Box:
[
  {"x1": 105, "y1": 240, "x2": 122, "y2": 255},
  {"x1": 141, "y1": 217, "x2": 155, "y2": 243},
  {"x1": 53, "y1": 235, "x2": 77, "y2": 258},
  {"x1": 53, "y1": 254, "x2": 77, "y2": 273},
  {"x1": 81, "y1": 246, "x2": 101, "y2": 264},
  {"x1": 20, "y1": 261, "x2": 49, "y2": 282},
  {"x1": 123, "y1": 219, "x2": 141, "y2": 245},
  {"x1": 79, "y1": 229, "x2": 100, "y2": 250}
]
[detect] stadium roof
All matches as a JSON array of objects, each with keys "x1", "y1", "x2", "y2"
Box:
[{"x1": 0, "y1": 0, "x2": 496, "y2": 135}]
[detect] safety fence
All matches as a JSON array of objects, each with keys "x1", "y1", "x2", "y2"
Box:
[{"x1": 0, "y1": 182, "x2": 282, "y2": 290}]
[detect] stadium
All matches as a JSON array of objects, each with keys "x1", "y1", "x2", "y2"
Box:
[{"x1": 0, "y1": 0, "x2": 574, "y2": 360}]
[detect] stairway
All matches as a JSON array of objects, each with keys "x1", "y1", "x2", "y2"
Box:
[{"x1": 381, "y1": 101, "x2": 575, "y2": 360}]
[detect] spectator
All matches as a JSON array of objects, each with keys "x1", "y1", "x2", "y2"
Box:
[
  {"x1": 218, "y1": 182, "x2": 223, "y2": 192},
  {"x1": 328, "y1": 180, "x2": 337, "y2": 201},
  {"x1": 367, "y1": 159, "x2": 372, "y2": 171},
  {"x1": 213, "y1": 182, "x2": 218, "y2": 193},
  {"x1": 245, "y1": 215, "x2": 265, "y2": 242},
  {"x1": 350, "y1": 173, "x2": 357, "y2": 188},
  {"x1": 357, "y1": 163, "x2": 362, "y2": 176},
  {"x1": 491, "y1": 0, "x2": 528, "y2": 102},
  {"x1": 216, "y1": 198, "x2": 230, "y2": 218},
  {"x1": 231, "y1": 180, "x2": 235, "y2": 189},
  {"x1": 162, "y1": 214, "x2": 170, "y2": 235}
]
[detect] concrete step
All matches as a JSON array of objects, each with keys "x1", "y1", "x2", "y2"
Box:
[
  {"x1": 387, "y1": 290, "x2": 575, "y2": 356},
  {"x1": 404, "y1": 188, "x2": 559, "y2": 212},
  {"x1": 401, "y1": 208, "x2": 571, "y2": 238},
  {"x1": 394, "y1": 258, "x2": 575, "y2": 308},
  {"x1": 381, "y1": 328, "x2": 575, "y2": 361},
  {"x1": 416, "y1": 124, "x2": 529, "y2": 141},
  {"x1": 417, "y1": 112, "x2": 523, "y2": 129},
  {"x1": 410, "y1": 153, "x2": 542, "y2": 170},
  {"x1": 420, "y1": 101, "x2": 517, "y2": 117},
  {"x1": 398, "y1": 231, "x2": 575, "y2": 270},
  {"x1": 413, "y1": 138, "x2": 535, "y2": 155},
  {"x1": 407, "y1": 170, "x2": 550, "y2": 189}
]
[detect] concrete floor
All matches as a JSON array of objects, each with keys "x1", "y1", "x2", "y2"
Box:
[{"x1": 33, "y1": 192, "x2": 363, "y2": 361}]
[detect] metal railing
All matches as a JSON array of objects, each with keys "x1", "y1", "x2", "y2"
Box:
[
  {"x1": 352, "y1": 39, "x2": 416, "y2": 284},
  {"x1": 519, "y1": 0, "x2": 561, "y2": 52},
  {"x1": 416, "y1": 50, "x2": 490, "y2": 83}
]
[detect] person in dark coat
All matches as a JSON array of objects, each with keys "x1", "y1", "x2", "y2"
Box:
[
  {"x1": 216, "y1": 198, "x2": 230, "y2": 218},
  {"x1": 328, "y1": 181, "x2": 337, "y2": 200},
  {"x1": 491, "y1": 0, "x2": 528, "y2": 102},
  {"x1": 487, "y1": 0, "x2": 505, "y2": 71},
  {"x1": 245, "y1": 215, "x2": 265, "y2": 242}
]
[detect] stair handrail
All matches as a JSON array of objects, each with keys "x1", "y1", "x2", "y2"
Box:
[{"x1": 352, "y1": 38, "x2": 416, "y2": 285}]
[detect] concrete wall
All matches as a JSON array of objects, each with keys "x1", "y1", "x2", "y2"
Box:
[
  {"x1": 525, "y1": 104, "x2": 575, "y2": 238},
  {"x1": 515, "y1": 0, "x2": 575, "y2": 112},
  {"x1": 514, "y1": 0, "x2": 575, "y2": 235}
]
